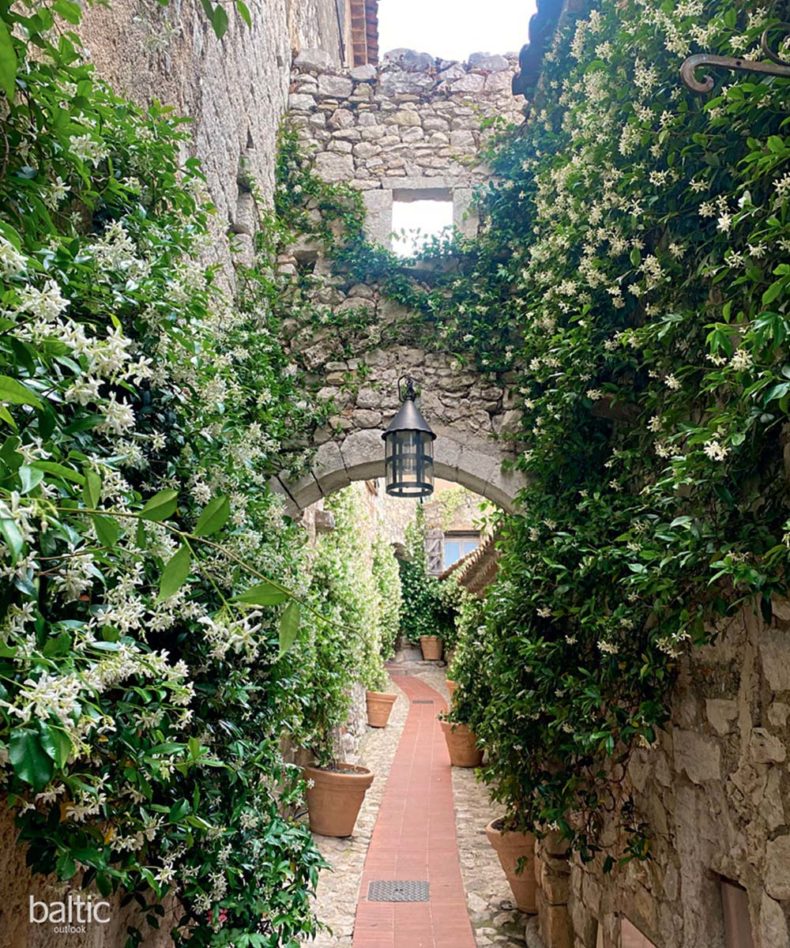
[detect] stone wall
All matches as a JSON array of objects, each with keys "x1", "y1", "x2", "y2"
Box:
[
  {"x1": 275, "y1": 342, "x2": 527, "y2": 515},
  {"x1": 534, "y1": 603, "x2": 790, "y2": 948},
  {"x1": 288, "y1": 48, "x2": 524, "y2": 243},
  {"x1": 0, "y1": 802, "x2": 179, "y2": 948},
  {"x1": 79, "y1": 0, "x2": 346, "y2": 277}
]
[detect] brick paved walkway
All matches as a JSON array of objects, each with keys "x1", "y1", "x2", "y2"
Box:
[{"x1": 352, "y1": 674, "x2": 476, "y2": 948}]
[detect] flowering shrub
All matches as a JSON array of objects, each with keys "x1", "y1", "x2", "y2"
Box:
[
  {"x1": 291, "y1": 487, "x2": 397, "y2": 762},
  {"x1": 440, "y1": 0, "x2": 790, "y2": 862},
  {"x1": 397, "y1": 507, "x2": 442, "y2": 643},
  {"x1": 373, "y1": 534, "x2": 402, "y2": 661},
  {"x1": 0, "y1": 6, "x2": 354, "y2": 943}
]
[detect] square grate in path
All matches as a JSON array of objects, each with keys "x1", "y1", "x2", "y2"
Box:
[
  {"x1": 411, "y1": 699, "x2": 434, "y2": 704},
  {"x1": 368, "y1": 880, "x2": 430, "y2": 902}
]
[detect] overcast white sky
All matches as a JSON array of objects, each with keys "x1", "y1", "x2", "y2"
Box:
[
  {"x1": 380, "y1": 0, "x2": 536, "y2": 254},
  {"x1": 378, "y1": 0, "x2": 536, "y2": 62}
]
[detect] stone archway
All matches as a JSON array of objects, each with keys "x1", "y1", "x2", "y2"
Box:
[
  {"x1": 273, "y1": 344, "x2": 527, "y2": 515},
  {"x1": 274, "y1": 427, "x2": 525, "y2": 514}
]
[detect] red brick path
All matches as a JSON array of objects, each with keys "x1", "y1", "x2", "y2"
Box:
[{"x1": 352, "y1": 674, "x2": 476, "y2": 948}]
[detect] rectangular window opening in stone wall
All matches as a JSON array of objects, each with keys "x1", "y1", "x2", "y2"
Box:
[
  {"x1": 391, "y1": 193, "x2": 453, "y2": 256},
  {"x1": 443, "y1": 531, "x2": 480, "y2": 570},
  {"x1": 719, "y1": 877, "x2": 755, "y2": 948}
]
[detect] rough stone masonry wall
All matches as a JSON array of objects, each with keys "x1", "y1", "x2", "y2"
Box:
[
  {"x1": 553, "y1": 603, "x2": 790, "y2": 948},
  {"x1": 288, "y1": 48, "x2": 524, "y2": 242},
  {"x1": 79, "y1": 0, "x2": 345, "y2": 278},
  {"x1": 275, "y1": 52, "x2": 529, "y2": 515}
]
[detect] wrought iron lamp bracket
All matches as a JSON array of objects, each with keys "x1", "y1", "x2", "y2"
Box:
[{"x1": 681, "y1": 24, "x2": 790, "y2": 93}]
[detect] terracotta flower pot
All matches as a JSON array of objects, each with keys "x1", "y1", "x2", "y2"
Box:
[
  {"x1": 420, "y1": 635, "x2": 443, "y2": 661},
  {"x1": 304, "y1": 764, "x2": 374, "y2": 837},
  {"x1": 446, "y1": 679, "x2": 458, "y2": 700},
  {"x1": 440, "y1": 720, "x2": 483, "y2": 767},
  {"x1": 485, "y1": 819, "x2": 537, "y2": 914},
  {"x1": 366, "y1": 690, "x2": 396, "y2": 728}
]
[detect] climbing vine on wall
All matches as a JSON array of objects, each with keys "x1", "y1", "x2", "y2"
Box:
[
  {"x1": 0, "y1": 5, "x2": 369, "y2": 944},
  {"x1": 440, "y1": 0, "x2": 790, "y2": 863}
]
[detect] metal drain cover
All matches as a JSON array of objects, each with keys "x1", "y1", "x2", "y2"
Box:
[
  {"x1": 368, "y1": 880, "x2": 429, "y2": 902},
  {"x1": 411, "y1": 699, "x2": 434, "y2": 704}
]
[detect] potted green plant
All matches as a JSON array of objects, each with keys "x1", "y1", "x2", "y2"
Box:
[
  {"x1": 365, "y1": 665, "x2": 397, "y2": 728},
  {"x1": 485, "y1": 818, "x2": 537, "y2": 913}
]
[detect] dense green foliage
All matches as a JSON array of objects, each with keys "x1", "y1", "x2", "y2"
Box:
[
  {"x1": 440, "y1": 0, "x2": 790, "y2": 861},
  {"x1": 372, "y1": 533, "x2": 403, "y2": 660},
  {"x1": 0, "y1": 6, "x2": 397, "y2": 943},
  {"x1": 295, "y1": 487, "x2": 400, "y2": 761},
  {"x1": 398, "y1": 507, "x2": 443, "y2": 642}
]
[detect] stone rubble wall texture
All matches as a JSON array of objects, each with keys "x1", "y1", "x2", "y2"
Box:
[
  {"x1": 288, "y1": 48, "x2": 525, "y2": 239},
  {"x1": 79, "y1": 0, "x2": 345, "y2": 279},
  {"x1": 561, "y1": 603, "x2": 790, "y2": 948},
  {"x1": 275, "y1": 50, "x2": 529, "y2": 516}
]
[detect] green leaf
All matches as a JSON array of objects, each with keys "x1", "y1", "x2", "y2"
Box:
[
  {"x1": 762, "y1": 280, "x2": 785, "y2": 306},
  {"x1": 193, "y1": 495, "x2": 230, "y2": 537},
  {"x1": 56, "y1": 852, "x2": 78, "y2": 880},
  {"x1": 140, "y1": 489, "x2": 178, "y2": 522},
  {"x1": 157, "y1": 544, "x2": 191, "y2": 602},
  {"x1": 92, "y1": 514, "x2": 123, "y2": 548},
  {"x1": 0, "y1": 500, "x2": 24, "y2": 562},
  {"x1": 39, "y1": 724, "x2": 73, "y2": 768},
  {"x1": 0, "y1": 18, "x2": 17, "y2": 102},
  {"x1": 53, "y1": 0, "x2": 82, "y2": 23},
  {"x1": 168, "y1": 798, "x2": 191, "y2": 821},
  {"x1": 9, "y1": 728, "x2": 54, "y2": 790},
  {"x1": 234, "y1": 580, "x2": 289, "y2": 606},
  {"x1": 278, "y1": 600, "x2": 300, "y2": 657},
  {"x1": 0, "y1": 376, "x2": 42, "y2": 409},
  {"x1": 235, "y1": 0, "x2": 252, "y2": 27},
  {"x1": 83, "y1": 469, "x2": 101, "y2": 508},
  {"x1": 18, "y1": 465, "x2": 44, "y2": 494},
  {"x1": 32, "y1": 461, "x2": 85, "y2": 485},
  {"x1": 212, "y1": 4, "x2": 229, "y2": 37}
]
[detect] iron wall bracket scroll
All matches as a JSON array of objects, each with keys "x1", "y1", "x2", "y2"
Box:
[{"x1": 681, "y1": 24, "x2": 790, "y2": 93}]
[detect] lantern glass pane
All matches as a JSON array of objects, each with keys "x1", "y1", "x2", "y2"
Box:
[{"x1": 384, "y1": 429, "x2": 434, "y2": 498}]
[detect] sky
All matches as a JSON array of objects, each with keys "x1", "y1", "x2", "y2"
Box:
[
  {"x1": 378, "y1": 0, "x2": 536, "y2": 63},
  {"x1": 379, "y1": 0, "x2": 536, "y2": 252},
  {"x1": 391, "y1": 200, "x2": 454, "y2": 257}
]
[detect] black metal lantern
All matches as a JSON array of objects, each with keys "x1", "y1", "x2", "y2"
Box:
[{"x1": 382, "y1": 377, "x2": 436, "y2": 499}]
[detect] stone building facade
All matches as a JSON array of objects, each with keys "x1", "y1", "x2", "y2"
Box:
[
  {"x1": 78, "y1": 0, "x2": 362, "y2": 279},
  {"x1": 287, "y1": 48, "x2": 523, "y2": 243},
  {"x1": 457, "y1": 539, "x2": 790, "y2": 948},
  {"x1": 274, "y1": 52, "x2": 528, "y2": 516},
  {"x1": 561, "y1": 603, "x2": 790, "y2": 948}
]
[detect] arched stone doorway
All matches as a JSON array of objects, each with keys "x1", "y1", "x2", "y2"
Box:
[{"x1": 274, "y1": 426, "x2": 525, "y2": 514}]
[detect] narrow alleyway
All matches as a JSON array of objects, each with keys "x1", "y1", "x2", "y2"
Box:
[
  {"x1": 353, "y1": 674, "x2": 474, "y2": 948},
  {"x1": 311, "y1": 664, "x2": 527, "y2": 948}
]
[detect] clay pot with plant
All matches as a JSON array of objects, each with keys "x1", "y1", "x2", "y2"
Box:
[
  {"x1": 485, "y1": 818, "x2": 537, "y2": 913},
  {"x1": 419, "y1": 634, "x2": 443, "y2": 660},
  {"x1": 439, "y1": 715, "x2": 484, "y2": 767}
]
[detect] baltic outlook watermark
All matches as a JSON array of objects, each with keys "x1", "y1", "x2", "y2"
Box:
[{"x1": 30, "y1": 894, "x2": 111, "y2": 935}]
